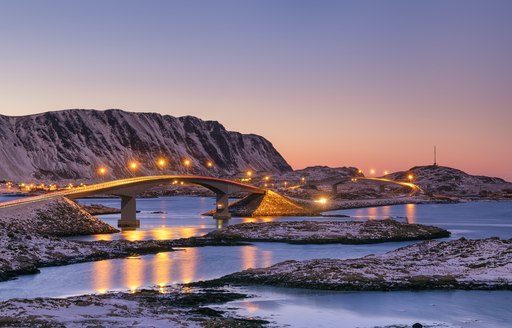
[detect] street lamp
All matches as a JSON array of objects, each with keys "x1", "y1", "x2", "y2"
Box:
[
  {"x1": 129, "y1": 161, "x2": 138, "y2": 176},
  {"x1": 157, "y1": 158, "x2": 167, "y2": 174},
  {"x1": 184, "y1": 159, "x2": 191, "y2": 174},
  {"x1": 407, "y1": 174, "x2": 414, "y2": 181},
  {"x1": 98, "y1": 167, "x2": 107, "y2": 181}
]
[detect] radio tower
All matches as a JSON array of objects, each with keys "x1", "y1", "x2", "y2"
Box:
[{"x1": 433, "y1": 146, "x2": 438, "y2": 166}]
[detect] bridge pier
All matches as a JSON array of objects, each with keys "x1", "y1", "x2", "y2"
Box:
[
  {"x1": 118, "y1": 195, "x2": 140, "y2": 228},
  {"x1": 213, "y1": 192, "x2": 231, "y2": 220}
]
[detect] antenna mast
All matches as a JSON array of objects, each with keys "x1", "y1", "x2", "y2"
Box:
[{"x1": 433, "y1": 146, "x2": 437, "y2": 166}]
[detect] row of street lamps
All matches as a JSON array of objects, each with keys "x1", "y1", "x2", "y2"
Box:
[{"x1": 96, "y1": 158, "x2": 216, "y2": 178}]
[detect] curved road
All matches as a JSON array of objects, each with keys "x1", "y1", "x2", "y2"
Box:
[{"x1": 0, "y1": 175, "x2": 265, "y2": 209}]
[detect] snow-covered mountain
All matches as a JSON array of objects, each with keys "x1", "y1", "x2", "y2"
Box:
[
  {"x1": 387, "y1": 165, "x2": 512, "y2": 196},
  {"x1": 0, "y1": 109, "x2": 292, "y2": 182}
]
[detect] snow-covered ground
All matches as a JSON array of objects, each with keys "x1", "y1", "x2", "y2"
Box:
[
  {"x1": 0, "y1": 286, "x2": 265, "y2": 328},
  {"x1": 206, "y1": 219, "x2": 450, "y2": 244},
  {"x1": 206, "y1": 238, "x2": 512, "y2": 290}
]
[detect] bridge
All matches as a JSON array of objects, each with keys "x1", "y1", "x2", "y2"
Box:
[
  {"x1": 0, "y1": 175, "x2": 266, "y2": 228},
  {"x1": 331, "y1": 177, "x2": 423, "y2": 196}
]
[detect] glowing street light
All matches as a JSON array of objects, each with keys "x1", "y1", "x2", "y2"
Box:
[
  {"x1": 384, "y1": 170, "x2": 389, "y2": 175},
  {"x1": 206, "y1": 161, "x2": 213, "y2": 168},
  {"x1": 370, "y1": 169, "x2": 376, "y2": 175},
  {"x1": 98, "y1": 166, "x2": 107, "y2": 181},
  {"x1": 246, "y1": 170, "x2": 253, "y2": 177},
  {"x1": 314, "y1": 197, "x2": 328, "y2": 205},
  {"x1": 129, "y1": 161, "x2": 138, "y2": 176},
  {"x1": 264, "y1": 176, "x2": 270, "y2": 181},
  {"x1": 156, "y1": 158, "x2": 167, "y2": 174},
  {"x1": 183, "y1": 159, "x2": 191, "y2": 174},
  {"x1": 408, "y1": 174, "x2": 414, "y2": 181}
]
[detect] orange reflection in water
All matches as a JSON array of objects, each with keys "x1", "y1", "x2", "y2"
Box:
[
  {"x1": 92, "y1": 234, "x2": 114, "y2": 241},
  {"x1": 242, "y1": 246, "x2": 257, "y2": 270},
  {"x1": 153, "y1": 252, "x2": 172, "y2": 289},
  {"x1": 180, "y1": 248, "x2": 198, "y2": 284},
  {"x1": 123, "y1": 256, "x2": 145, "y2": 292},
  {"x1": 123, "y1": 229, "x2": 146, "y2": 241},
  {"x1": 179, "y1": 227, "x2": 199, "y2": 238},
  {"x1": 262, "y1": 250, "x2": 273, "y2": 268},
  {"x1": 243, "y1": 301, "x2": 261, "y2": 313},
  {"x1": 92, "y1": 260, "x2": 112, "y2": 294},
  {"x1": 241, "y1": 217, "x2": 276, "y2": 224},
  {"x1": 406, "y1": 203, "x2": 416, "y2": 224},
  {"x1": 152, "y1": 228, "x2": 171, "y2": 240},
  {"x1": 381, "y1": 206, "x2": 390, "y2": 218},
  {"x1": 368, "y1": 207, "x2": 377, "y2": 220}
]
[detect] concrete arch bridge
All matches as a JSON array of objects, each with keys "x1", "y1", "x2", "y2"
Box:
[
  {"x1": 0, "y1": 175, "x2": 266, "y2": 228},
  {"x1": 331, "y1": 177, "x2": 423, "y2": 196}
]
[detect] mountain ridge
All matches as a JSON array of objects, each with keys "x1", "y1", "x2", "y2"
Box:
[{"x1": 0, "y1": 109, "x2": 292, "y2": 181}]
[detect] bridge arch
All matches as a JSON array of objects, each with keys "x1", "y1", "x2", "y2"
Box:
[
  {"x1": 331, "y1": 177, "x2": 422, "y2": 196},
  {"x1": 0, "y1": 175, "x2": 266, "y2": 228}
]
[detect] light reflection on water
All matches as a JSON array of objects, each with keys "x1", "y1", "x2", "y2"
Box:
[{"x1": 1, "y1": 196, "x2": 512, "y2": 327}]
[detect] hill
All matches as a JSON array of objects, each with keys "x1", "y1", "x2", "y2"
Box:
[
  {"x1": 0, "y1": 109, "x2": 292, "y2": 181},
  {"x1": 387, "y1": 165, "x2": 512, "y2": 197}
]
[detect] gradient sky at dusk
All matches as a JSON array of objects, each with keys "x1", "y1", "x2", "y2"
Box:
[{"x1": 1, "y1": 1, "x2": 511, "y2": 180}]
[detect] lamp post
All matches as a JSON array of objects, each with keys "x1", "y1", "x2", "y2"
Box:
[
  {"x1": 206, "y1": 161, "x2": 214, "y2": 176},
  {"x1": 157, "y1": 158, "x2": 166, "y2": 174},
  {"x1": 129, "y1": 161, "x2": 138, "y2": 177},
  {"x1": 184, "y1": 159, "x2": 191, "y2": 175},
  {"x1": 98, "y1": 167, "x2": 107, "y2": 182}
]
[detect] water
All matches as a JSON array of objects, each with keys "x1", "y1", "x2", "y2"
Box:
[{"x1": 0, "y1": 196, "x2": 511, "y2": 327}]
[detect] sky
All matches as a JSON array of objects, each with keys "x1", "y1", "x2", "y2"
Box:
[{"x1": 1, "y1": 1, "x2": 511, "y2": 180}]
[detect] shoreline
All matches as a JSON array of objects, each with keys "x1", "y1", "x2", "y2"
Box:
[{"x1": 196, "y1": 237, "x2": 512, "y2": 292}]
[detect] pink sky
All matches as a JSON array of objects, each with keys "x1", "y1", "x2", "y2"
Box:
[{"x1": 1, "y1": 1, "x2": 511, "y2": 181}]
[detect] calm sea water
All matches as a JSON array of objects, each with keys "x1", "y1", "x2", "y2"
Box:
[{"x1": 0, "y1": 196, "x2": 511, "y2": 327}]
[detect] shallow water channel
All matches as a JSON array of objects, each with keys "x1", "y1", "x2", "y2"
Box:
[{"x1": 1, "y1": 196, "x2": 511, "y2": 327}]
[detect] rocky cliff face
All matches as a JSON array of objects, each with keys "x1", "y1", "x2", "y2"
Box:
[{"x1": 0, "y1": 109, "x2": 292, "y2": 181}]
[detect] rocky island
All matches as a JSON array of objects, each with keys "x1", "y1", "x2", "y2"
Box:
[
  {"x1": 205, "y1": 219, "x2": 450, "y2": 244},
  {"x1": 0, "y1": 286, "x2": 268, "y2": 328},
  {"x1": 200, "y1": 237, "x2": 512, "y2": 291},
  {"x1": 0, "y1": 198, "x2": 245, "y2": 282}
]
